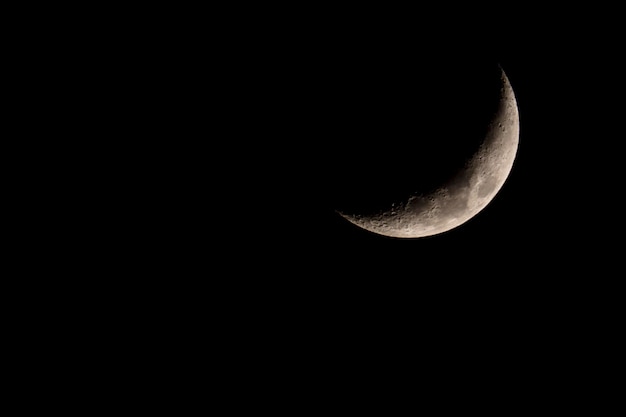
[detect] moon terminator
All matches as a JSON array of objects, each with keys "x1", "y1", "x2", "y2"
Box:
[{"x1": 337, "y1": 65, "x2": 520, "y2": 238}]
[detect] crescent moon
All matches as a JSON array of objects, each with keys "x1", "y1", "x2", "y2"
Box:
[{"x1": 337, "y1": 66, "x2": 520, "y2": 238}]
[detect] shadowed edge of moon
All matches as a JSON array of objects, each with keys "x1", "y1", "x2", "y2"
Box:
[{"x1": 337, "y1": 66, "x2": 520, "y2": 238}]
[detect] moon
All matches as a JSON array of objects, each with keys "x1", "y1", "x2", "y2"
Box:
[{"x1": 336, "y1": 65, "x2": 520, "y2": 238}]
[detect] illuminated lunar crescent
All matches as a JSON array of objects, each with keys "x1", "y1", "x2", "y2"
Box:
[{"x1": 337, "y1": 66, "x2": 520, "y2": 238}]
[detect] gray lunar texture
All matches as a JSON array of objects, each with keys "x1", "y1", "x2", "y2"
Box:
[{"x1": 338, "y1": 67, "x2": 520, "y2": 238}]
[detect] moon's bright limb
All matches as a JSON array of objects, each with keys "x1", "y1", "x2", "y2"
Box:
[{"x1": 338, "y1": 66, "x2": 520, "y2": 238}]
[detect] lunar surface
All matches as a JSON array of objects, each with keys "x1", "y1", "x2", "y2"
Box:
[{"x1": 337, "y1": 66, "x2": 520, "y2": 238}]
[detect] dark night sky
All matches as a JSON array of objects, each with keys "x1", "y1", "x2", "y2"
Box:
[
  {"x1": 98, "y1": 8, "x2": 619, "y2": 326},
  {"x1": 25, "y1": 6, "x2": 623, "y2": 393},
  {"x1": 51, "y1": 4, "x2": 617, "y2": 342}
]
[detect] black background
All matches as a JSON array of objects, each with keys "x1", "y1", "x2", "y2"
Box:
[
  {"x1": 20, "y1": 6, "x2": 623, "y2": 392},
  {"x1": 130, "y1": 10, "x2": 621, "y2": 358}
]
